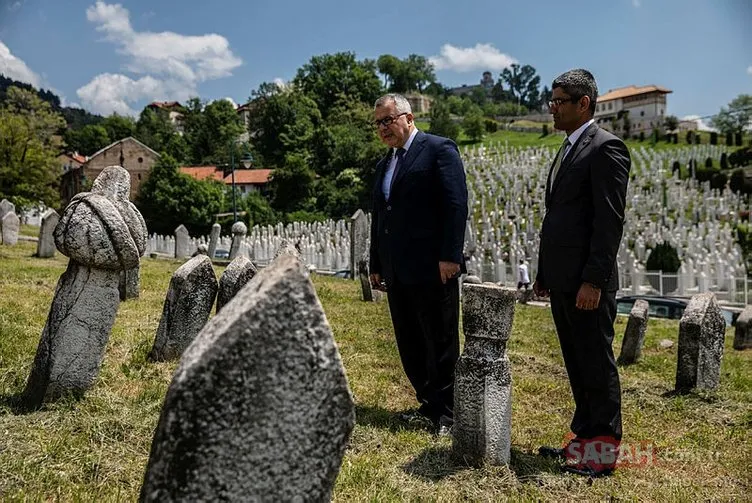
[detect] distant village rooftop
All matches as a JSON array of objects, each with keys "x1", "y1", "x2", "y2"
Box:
[{"x1": 598, "y1": 85, "x2": 672, "y2": 103}]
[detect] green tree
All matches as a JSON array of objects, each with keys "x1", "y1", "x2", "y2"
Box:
[
  {"x1": 377, "y1": 54, "x2": 402, "y2": 90},
  {"x1": 293, "y1": 52, "x2": 383, "y2": 119},
  {"x1": 64, "y1": 124, "x2": 111, "y2": 156},
  {"x1": 134, "y1": 107, "x2": 177, "y2": 154},
  {"x1": 239, "y1": 191, "x2": 278, "y2": 227},
  {"x1": 403, "y1": 54, "x2": 435, "y2": 93},
  {"x1": 247, "y1": 87, "x2": 321, "y2": 167},
  {"x1": 429, "y1": 99, "x2": 460, "y2": 142},
  {"x1": 183, "y1": 98, "x2": 244, "y2": 165},
  {"x1": 500, "y1": 64, "x2": 541, "y2": 108},
  {"x1": 462, "y1": 108, "x2": 485, "y2": 142},
  {"x1": 0, "y1": 87, "x2": 66, "y2": 209},
  {"x1": 269, "y1": 152, "x2": 316, "y2": 213},
  {"x1": 711, "y1": 94, "x2": 752, "y2": 135},
  {"x1": 101, "y1": 113, "x2": 136, "y2": 141},
  {"x1": 135, "y1": 154, "x2": 225, "y2": 235},
  {"x1": 663, "y1": 115, "x2": 679, "y2": 132}
]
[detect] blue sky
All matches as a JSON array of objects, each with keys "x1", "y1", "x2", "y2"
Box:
[{"x1": 0, "y1": 0, "x2": 750, "y2": 122}]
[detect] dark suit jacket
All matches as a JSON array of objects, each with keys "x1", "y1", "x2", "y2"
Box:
[
  {"x1": 369, "y1": 131, "x2": 468, "y2": 285},
  {"x1": 536, "y1": 123, "x2": 631, "y2": 293}
]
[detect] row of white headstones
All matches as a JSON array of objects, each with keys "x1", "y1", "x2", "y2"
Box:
[{"x1": 136, "y1": 143, "x2": 749, "y2": 300}]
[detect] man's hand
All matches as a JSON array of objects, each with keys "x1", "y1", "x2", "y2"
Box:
[
  {"x1": 370, "y1": 273, "x2": 386, "y2": 291},
  {"x1": 439, "y1": 261, "x2": 460, "y2": 284},
  {"x1": 576, "y1": 282, "x2": 601, "y2": 310},
  {"x1": 533, "y1": 279, "x2": 550, "y2": 298}
]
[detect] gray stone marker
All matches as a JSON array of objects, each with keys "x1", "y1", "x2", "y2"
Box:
[
  {"x1": 733, "y1": 305, "x2": 752, "y2": 350},
  {"x1": 1, "y1": 212, "x2": 20, "y2": 246},
  {"x1": 23, "y1": 166, "x2": 147, "y2": 409},
  {"x1": 149, "y1": 255, "x2": 218, "y2": 361},
  {"x1": 139, "y1": 254, "x2": 355, "y2": 502},
  {"x1": 349, "y1": 209, "x2": 368, "y2": 279},
  {"x1": 464, "y1": 275, "x2": 482, "y2": 284},
  {"x1": 193, "y1": 243, "x2": 208, "y2": 256},
  {"x1": 174, "y1": 224, "x2": 190, "y2": 259},
  {"x1": 618, "y1": 299, "x2": 649, "y2": 365},
  {"x1": 119, "y1": 266, "x2": 140, "y2": 300},
  {"x1": 275, "y1": 238, "x2": 300, "y2": 260},
  {"x1": 216, "y1": 255, "x2": 257, "y2": 312},
  {"x1": 453, "y1": 283, "x2": 516, "y2": 466},
  {"x1": 229, "y1": 221, "x2": 247, "y2": 260},
  {"x1": 208, "y1": 222, "x2": 221, "y2": 258},
  {"x1": 36, "y1": 209, "x2": 59, "y2": 258},
  {"x1": 675, "y1": 293, "x2": 726, "y2": 392},
  {"x1": 358, "y1": 257, "x2": 374, "y2": 302},
  {"x1": 0, "y1": 198, "x2": 14, "y2": 220}
]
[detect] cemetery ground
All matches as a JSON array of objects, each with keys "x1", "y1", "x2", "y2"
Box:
[{"x1": 1, "y1": 238, "x2": 750, "y2": 501}]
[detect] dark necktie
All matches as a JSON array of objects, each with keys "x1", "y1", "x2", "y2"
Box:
[
  {"x1": 389, "y1": 147, "x2": 406, "y2": 193},
  {"x1": 549, "y1": 138, "x2": 570, "y2": 188}
]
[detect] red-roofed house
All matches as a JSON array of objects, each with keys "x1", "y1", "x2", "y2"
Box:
[
  {"x1": 225, "y1": 168, "x2": 273, "y2": 195},
  {"x1": 179, "y1": 166, "x2": 225, "y2": 182},
  {"x1": 594, "y1": 85, "x2": 672, "y2": 137},
  {"x1": 147, "y1": 101, "x2": 185, "y2": 133}
]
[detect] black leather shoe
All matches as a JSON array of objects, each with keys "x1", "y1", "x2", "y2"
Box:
[
  {"x1": 538, "y1": 445, "x2": 566, "y2": 460},
  {"x1": 563, "y1": 463, "x2": 614, "y2": 478}
]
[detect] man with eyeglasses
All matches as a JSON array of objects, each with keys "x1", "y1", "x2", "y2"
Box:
[
  {"x1": 533, "y1": 69, "x2": 631, "y2": 477},
  {"x1": 369, "y1": 93, "x2": 468, "y2": 437}
]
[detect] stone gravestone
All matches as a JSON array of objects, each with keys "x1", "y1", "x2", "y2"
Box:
[
  {"x1": 229, "y1": 221, "x2": 247, "y2": 260},
  {"x1": 733, "y1": 305, "x2": 752, "y2": 350},
  {"x1": 216, "y1": 255, "x2": 257, "y2": 312},
  {"x1": 453, "y1": 283, "x2": 516, "y2": 466},
  {"x1": 1, "y1": 212, "x2": 20, "y2": 246},
  {"x1": 0, "y1": 198, "x2": 14, "y2": 220},
  {"x1": 208, "y1": 222, "x2": 221, "y2": 259},
  {"x1": 23, "y1": 166, "x2": 147, "y2": 409},
  {"x1": 617, "y1": 299, "x2": 649, "y2": 365},
  {"x1": 349, "y1": 209, "x2": 368, "y2": 279},
  {"x1": 275, "y1": 238, "x2": 300, "y2": 260},
  {"x1": 675, "y1": 293, "x2": 726, "y2": 392},
  {"x1": 119, "y1": 267, "x2": 140, "y2": 300},
  {"x1": 174, "y1": 224, "x2": 190, "y2": 259},
  {"x1": 358, "y1": 256, "x2": 374, "y2": 302},
  {"x1": 149, "y1": 255, "x2": 218, "y2": 361},
  {"x1": 36, "y1": 209, "x2": 59, "y2": 258},
  {"x1": 139, "y1": 254, "x2": 355, "y2": 502}
]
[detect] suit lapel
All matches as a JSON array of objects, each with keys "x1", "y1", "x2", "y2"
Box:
[
  {"x1": 390, "y1": 131, "x2": 427, "y2": 192},
  {"x1": 549, "y1": 123, "x2": 598, "y2": 198}
]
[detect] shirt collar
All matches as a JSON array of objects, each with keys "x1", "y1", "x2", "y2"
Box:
[
  {"x1": 566, "y1": 119, "x2": 595, "y2": 147},
  {"x1": 393, "y1": 127, "x2": 419, "y2": 155}
]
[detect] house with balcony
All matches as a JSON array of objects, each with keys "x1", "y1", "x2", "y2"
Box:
[{"x1": 594, "y1": 85, "x2": 672, "y2": 137}]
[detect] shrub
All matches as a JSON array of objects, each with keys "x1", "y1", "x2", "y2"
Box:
[
  {"x1": 705, "y1": 157, "x2": 713, "y2": 168},
  {"x1": 726, "y1": 132, "x2": 734, "y2": 146},
  {"x1": 710, "y1": 132, "x2": 718, "y2": 145},
  {"x1": 646, "y1": 242, "x2": 681, "y2": 273},
  {"x1": 709, "y1": 171, "x2": 728, "y2": 190},
  {"x1": 484, "y1": 119, "x2": 498, "y2": 133},
  {"x1": 720, "y1": 152, "x2": 728, "y2": 170}
]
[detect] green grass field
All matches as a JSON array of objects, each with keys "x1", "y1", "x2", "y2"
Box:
[{"x1": 1, "y1": 237, "x2": 750, "y2": 501}]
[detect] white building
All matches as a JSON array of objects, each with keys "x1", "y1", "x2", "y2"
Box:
[{"x1": 594, "y1": 85, "x2": 672, "y2": 137}]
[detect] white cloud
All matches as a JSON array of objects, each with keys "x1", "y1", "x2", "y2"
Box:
[
  {"x1": 429, "y1": 43, "x2": 516, "y2": 72},
  {"x1": 747, "y1": 65, "x2": 752, "y2": 75},
  {"x1": 76, "y1": 73, "x2": 188, "y2": 116},
  {"x1": 0, "y1": 40, "x2": 42, "y2": 87},
  {"x1": 7, "y1": 1, "x2": 23, "y2": 12},
  {"x1": 632, "y1": 0, "x2": 641, "y2": 7},
  {"x1": 78, "y1": 1, "x2": 242, "y2": 116}
]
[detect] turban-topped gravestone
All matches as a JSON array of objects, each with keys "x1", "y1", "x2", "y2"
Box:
[{"x1": 23, "y1": 166, "x2": 147, "y2": 409}]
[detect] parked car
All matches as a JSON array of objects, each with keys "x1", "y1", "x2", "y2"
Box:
[
  {"x1": 213, "y1": 249, "x2": 230, "y2": 259},
  {"x1": 616, "y1": 295, "x2": 741, "y2": 327}
]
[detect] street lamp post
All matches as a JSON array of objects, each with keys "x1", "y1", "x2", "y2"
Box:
[{"x1": 229, "y1": 141, "x2": 253, "y2": 223}]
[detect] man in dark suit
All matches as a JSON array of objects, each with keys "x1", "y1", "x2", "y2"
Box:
[
  {"x1": 369, "y1": 93, "x2": 468, "y2": 436},
  {"x1": 533, "y1": 69, "x2": 631, "y2": 477}
]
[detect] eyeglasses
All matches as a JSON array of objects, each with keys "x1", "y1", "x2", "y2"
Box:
[
  {"x1": 373, "y1": 112, "x2": 408, "y2": 128},
  {"x1": 548, "y1": 97, "x2": 579, "y2": 108}
]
